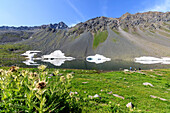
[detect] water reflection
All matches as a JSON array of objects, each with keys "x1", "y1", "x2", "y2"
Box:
[
  {"x1": 32, "y1": 59, "x2": 170, "y2": 71},
  {"x1": 23, "y1": 59, "x2": 39, "y2": 66},
  {"x1": 41, "y1": 59, "x2": 74, "y2": 66},
  {"x1": 20, "y1": 53, "x2": 170, "y2": 70}
]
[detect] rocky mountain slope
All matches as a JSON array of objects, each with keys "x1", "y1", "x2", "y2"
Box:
[
  {"x1": 0, "y1": 22, "x2": 68, "y2": 43},
  {"x1": 1, "y1": 11, "x2": 170, "y2": 60}
]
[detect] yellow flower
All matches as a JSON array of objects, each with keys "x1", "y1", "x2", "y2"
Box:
[
  {"x1": 21, "y1": 70, "x2": 29, "y2": 77},
  {"x1": 0, "y1": 69, "x2": 4, "y2": 75},
  {"x1": 69, "y1": 92, "x2": 74, "y2": 97},
  {"x1": 53, "y1": 70, "x2": 59, "y2": 76},
  {"x1": 38, "y1": 65, "x2": 47, "y2": 71},
  {"x1": 29, "y1": 72, "x2": 38, "y2": 79},
  {"x1": 66, "y1": 73, "x2": 73, "y2": 79},
  {"x1": 60, "y1": 76, "x2": 66, "y2": 82}
]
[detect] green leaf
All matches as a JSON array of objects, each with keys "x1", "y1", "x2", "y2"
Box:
[
  {"x1": 35, "y1": 93, "x2": 41, "y2": 101},
  {"x1": 33, "y1": 104, "x2": 40, "y2": 111}
]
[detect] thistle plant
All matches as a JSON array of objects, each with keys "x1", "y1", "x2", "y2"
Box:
[
  {"x1": 38, "y1": 65, "x2": 47, "y2": 71},
  {"x1": 0, "y1": 66, "x2": 82, "y2": 112}
]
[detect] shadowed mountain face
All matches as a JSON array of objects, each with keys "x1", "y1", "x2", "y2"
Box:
[{"x1": 1, "y1": 11, "x2": 170, "y2": 60}]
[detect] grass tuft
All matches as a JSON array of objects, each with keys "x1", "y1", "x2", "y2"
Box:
[{"x1": 93, "y1": 30, "x2": 108, "y2": 49}]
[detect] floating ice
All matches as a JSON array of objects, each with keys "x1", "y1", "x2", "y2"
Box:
[
  {"x1": 86, "y1": 54, "x2": 111, "y2": 64},
  {"x1": 21, "y1": 50, "x2": 41, "y2": 59},
  {"x1": 135, "y1": 56, "x2": 170, "y2": 64},
  {"x1": 42, "y1": 50, "x2": 75, "y2": 59},
  {"x1": 41, "y1": 50, "x2": 75, "y2": 66}
]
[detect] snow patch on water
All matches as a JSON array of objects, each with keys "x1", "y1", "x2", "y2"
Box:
[
  {"x1": 86, "y1": 54, "x2": 111, "y2": 64},
  {"x1": 135, "y1": 56, "x2": 170, "y2": 64}
]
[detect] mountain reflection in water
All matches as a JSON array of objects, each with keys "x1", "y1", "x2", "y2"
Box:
[{"x1": 21, "y1": 59, "x2": 170, "y2": 71}]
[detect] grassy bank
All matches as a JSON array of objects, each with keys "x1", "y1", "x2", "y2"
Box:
[
  {"x1": 0, "y1": 44, "x2": 30, "y2": 66},
  {"x1": 93, "y1": 30, "x2": 108, "y2": 49},
  {"x1": 0, "y1": 66, "x2": 169, "y2": 112}
]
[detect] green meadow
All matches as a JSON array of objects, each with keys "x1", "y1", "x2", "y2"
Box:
[{"x1": 0, "y1": 66, "x2": 169, "y2": 112}]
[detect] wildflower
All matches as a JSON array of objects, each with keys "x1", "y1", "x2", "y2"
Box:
[
  {"x1": 42, "y1": 71, "x2": 48, "y2": 75},
  {"x1": 38, "y1": 65, "x2": 47, "y2": 71},
  {"x1": 53, "y1": 70, "x2": 59, "y2": 75},
  {"x1": 117, "y1": 104, "x2": 120, "y2": 106},
  {"x1": 60, "y1": 76, "x2": 66, "y2": 82},
  {"x1": 36, "y1": 81, "x2": 47, "y2": 89},
  {"x1": 76, "y1": 97, "x2": 80, "y2": 101},
  {"x1": 5, "y1": 70, "x2": 13, "y2": 76},
  {"x1": 9, "y1": 66, "x2": 19, "y2": 72},
  {"x1": 0, "y1": 69, "x2": 4, "y2": 75},
  {"x1": 21, "y1": 70, "x2": 29, "y2": 77},
  {"x1": 88, "y1": 95, "x2": 93, "y2": 99},
  {"x1": 33, "y1": 72, "x2": 38, "y2": 77},
  {"x1": 29, "y1": 72, "x2": 34, "y2": 79},
  {"x1": 29, "y1": 72, "x2": 38, "y2": 79},
  {"x1": 69, "y1": 92, "x2": 74, "y2": 97},
  {"x1": 66, "y1": 73, "x2": 73, "y2": 79},
  {"x1": 74, "y1": 92, "x2": 78, "y2": 94}
]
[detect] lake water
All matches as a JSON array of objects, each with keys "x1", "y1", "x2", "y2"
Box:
[{"x1": 15, "y1": 59, "x2": 170, "y2": 71}]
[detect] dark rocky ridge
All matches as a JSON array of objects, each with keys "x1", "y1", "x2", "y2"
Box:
[
  {"x1": 0, "y1": 21, "x2": 68, "y2": 31},
  {"x1": 69, "y1": 11, "x2": 170, "y2": 35},
  {"x1": 0, "y1": 22, "x2": 68, "y2": 43}
]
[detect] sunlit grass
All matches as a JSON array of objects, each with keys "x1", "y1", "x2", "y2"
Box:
[{"x1": 0, "y1": 67, "x2": 169, "y2": 112}]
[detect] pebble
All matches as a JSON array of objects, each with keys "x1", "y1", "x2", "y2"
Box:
[
  {"x1": 107, "y1": 91, "x2": 112, "y2": 94},
  {"x1": 88, "y1": 94, "x2": 101, "y2": 99},
  {"x1": 94, "y1": 94, "x2": 100, "y2": 98},
  {"x1": 126, "y1": 102, "x2": 134, "y2": 108},
  {"x1": 113, "y1": 94, "x2": 124, "y2": 99},
  {"x1": 150, "y1": 95, "x2": 167, "y2": 101},
  {"x1": 150, "y1": 75, "x2": 156, "y2": 77},
  {"x1": 82, "y1": 82, "x2": 88, "y2": 84},
  {"x1": 143, "y1": 82, "x2": 154, "y2": 87}
]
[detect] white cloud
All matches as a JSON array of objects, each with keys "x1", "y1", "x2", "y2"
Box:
[
  {"x1": 142, "y1": 0, "x2": 170, "y2": 12},
  {"x1": 66, "y1": 0, "x2": 85, "y2": 20}
]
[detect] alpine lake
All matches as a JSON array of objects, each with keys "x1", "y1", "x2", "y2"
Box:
[{"x1": 3, "y1": 59, "x2": 170, "y2": 71}]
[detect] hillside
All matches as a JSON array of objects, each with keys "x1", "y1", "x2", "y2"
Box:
[{"x1": 1, "y1": 11, "x2": 170, "y2": 60}]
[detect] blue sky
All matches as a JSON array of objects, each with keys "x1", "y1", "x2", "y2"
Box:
[{"x1": 0, "y1": 0, "x2": 169, "y2": 27}]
